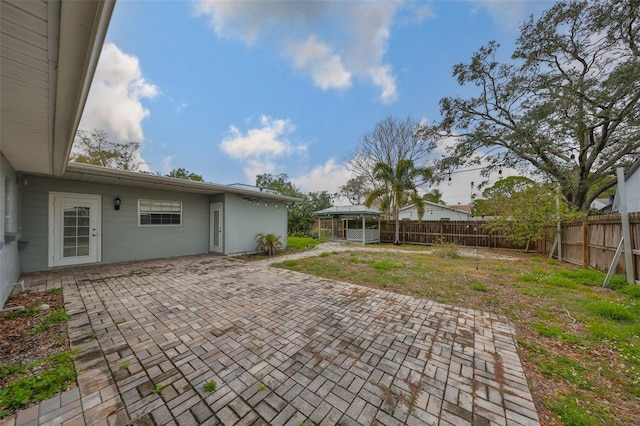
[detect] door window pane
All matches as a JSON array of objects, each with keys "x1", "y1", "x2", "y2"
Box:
[{"x1": 62, "y1": 206, "x2": 91, "y2": 258}]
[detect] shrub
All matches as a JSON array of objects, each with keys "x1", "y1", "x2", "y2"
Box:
[{"x1": 255, "y1": 233, "x2": 283, "y2": 256}]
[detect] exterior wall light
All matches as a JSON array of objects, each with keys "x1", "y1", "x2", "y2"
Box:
[{"x1": 114, "y1": 196, "x2": 121, "y2": 211}]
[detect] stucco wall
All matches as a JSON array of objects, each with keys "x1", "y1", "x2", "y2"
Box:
[
  {"x1": 0, "y1": 155, "x2": 21, "y2": 308},
  {"x1": 224, "y1": 195, "x2": 288, "y2": 255},
  {"x1": 20, "y1": 175, "x2": 211, "y2": 272}
]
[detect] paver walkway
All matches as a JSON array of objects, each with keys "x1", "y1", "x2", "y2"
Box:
[{"x1": 2, "y1": 246, "x2": 539, "y2": 426}]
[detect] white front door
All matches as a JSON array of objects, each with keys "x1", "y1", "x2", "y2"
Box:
[
  {"x1": 49, "y1": 193, "x2": 102, "y2": 267},
  {"x1": 209, "y1": 203, "x2": 223, "y2": 253}
]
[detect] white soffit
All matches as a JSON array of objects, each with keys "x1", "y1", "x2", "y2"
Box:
[{"x1": 0, "y1": 0, "x2": 114, "y2": 175}]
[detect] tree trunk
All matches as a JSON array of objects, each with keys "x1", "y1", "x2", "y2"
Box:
[{"x1": 394, "y1": 206, "x2": 401, "y2": 245}]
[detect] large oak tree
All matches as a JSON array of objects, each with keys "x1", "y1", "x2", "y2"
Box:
[{"x1": 428, "y1": 0, "x2": 640, "y2": 211}]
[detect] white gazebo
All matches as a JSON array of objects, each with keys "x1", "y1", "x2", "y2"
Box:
[{"x1": 314, "y1": 205, "x2": 382, "y2": 245}]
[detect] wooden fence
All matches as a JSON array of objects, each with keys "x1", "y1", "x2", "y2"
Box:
[
  {"x1": 379, "y1": 220, "x2": 538, "y2": 251},
  {"x1": 540, "y1": 214, "x2": 640, "y2": 282},
  {"x1": 376, "y1": 214, "x2": 640, "y2": 282}
]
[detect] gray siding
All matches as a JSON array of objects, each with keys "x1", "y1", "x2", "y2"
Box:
[
  {"x1": 0, "y1": 155, "x2": 21, "y2": 308},
  {"x1": 21, "y1": 175, "x2": 211, "y2": 272},
  {"x1": 224, "y1": 195, "x2": 288, "y2": 255}
]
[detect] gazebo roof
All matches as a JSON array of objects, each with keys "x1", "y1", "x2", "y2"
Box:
[{"x1": 314, "y1": 205, "x2": 382, "y2": 217}]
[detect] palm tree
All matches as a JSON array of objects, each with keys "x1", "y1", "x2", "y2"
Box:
[{"x1": 365, "y1": 159, "x2": 432, "y2": 245}]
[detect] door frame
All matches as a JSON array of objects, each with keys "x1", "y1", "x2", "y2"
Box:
[
  {"x1": 48, "y1": 192, "x2": 102, "y2": 267},
  {"x1": 209, "y1": 202, "x2": 223, "y2": 253}
]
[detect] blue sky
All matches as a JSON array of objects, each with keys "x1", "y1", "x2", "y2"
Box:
[{"x1": 78, "y1": 0, "x2": 555, "y2": 204}]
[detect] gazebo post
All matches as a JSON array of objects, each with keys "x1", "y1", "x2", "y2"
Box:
[
  {"x1": 317, "y1": 217, "x2": 321, "y2": 239},
  {"x1": 346, "y1": 218, "x2": 349, "y2": 242},
  {"x1": 378, "y1": 217, "x2": 381, "y2": 243},
  {"x1": 362, "y1": 216, "x2": 365, "y2": 245}
]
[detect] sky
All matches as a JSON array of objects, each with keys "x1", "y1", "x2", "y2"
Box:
[{"x1": 77, "y1": 0, "x2": 556, "y2": 205}]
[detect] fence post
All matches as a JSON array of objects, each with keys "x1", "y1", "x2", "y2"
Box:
[{"x1": 582, "y1": 216, "x2": 589, "y2": 268}]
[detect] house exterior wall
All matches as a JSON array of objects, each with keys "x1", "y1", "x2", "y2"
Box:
[
  {"x1": 0, "y1": 155, "x2": 21, "y2": 308},
  {"x1": 398, "y1": 205, "x2": 471, "y2": 221},
  {"x1": 223, "y1": 195, "x2": 288, "y2": 255},
  {"x1": 626, "y1": 168, "x2": 640, "y2": 212},
  {"x1": 20, "y1": 175, "x2": 211, "y2": 272}
]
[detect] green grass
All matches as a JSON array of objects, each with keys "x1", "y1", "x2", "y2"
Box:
[
  {"x1": 152, "y1": 384, "x2": 165, "y2": 394},
  {"x1": 30, "y1": 309, "x2": 72, "y2": 334},
  {"x1": 119, "y1": 361, "x2": 131, "y2": 370},
  {"x1": 586, "y1": 301, "x2": 635, "y2": 322},
  {"x1": 286, "y1": 237, "x2": 324, "y2": 250},
  {"x1": 619, "y1": 285, "x2": 640, "y2": 299},
  {"x1": 549, "y1": 394, "x2": 601, "y2": 426},
  {"x1": 472, "y1": 281, "x2": 488, "y2": 292},
  {"x1": 0, "y1": 351, "x2": 76, "y2": 410}
]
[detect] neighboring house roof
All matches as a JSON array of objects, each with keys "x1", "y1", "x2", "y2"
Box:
[
  {"x1": 399, "y1": 201, "x2": 471, "y2": 215},
  {"x1": 449, "y1": 204, "x2": 472, "y2": 213},
  {"x1": 314, "y1": 205, "x2": 382, "y2": 217},
  {"x1": 60, "y1": 163, "x2": 302, "y2": 203},
  {"x1": 591, "y1": 198, "x2": 613, "y2": 210},
  {"x1": 0, "y1": 0, "x2": 115, "y2": 176},
  {"x1": 626, "y1": 158, "x2": 640, "y2": 180}
]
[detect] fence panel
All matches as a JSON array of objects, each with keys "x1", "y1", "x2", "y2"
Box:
[{"x1": 379, "y1": 220, "x2": 529, "y2": 250}]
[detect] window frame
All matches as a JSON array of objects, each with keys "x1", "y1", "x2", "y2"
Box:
[{"x1": 138, "y1": 199, "x2": 183, "y2": 227}]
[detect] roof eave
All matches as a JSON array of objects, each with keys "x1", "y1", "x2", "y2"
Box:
[
  {"x1": 51, "y1": 0, "x2": 116, "y2": 176},
  {"x1": 63, "y1": 163, "x2": 302, "y2": 202}
]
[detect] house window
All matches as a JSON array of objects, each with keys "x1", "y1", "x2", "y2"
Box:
[{"x1": 138, "y1": 199, "x2": 182, "y2": 226}]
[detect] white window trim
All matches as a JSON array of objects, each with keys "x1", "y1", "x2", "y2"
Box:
[{"x1": 137, "y1": 199, "x2": 183, "y2": 227}]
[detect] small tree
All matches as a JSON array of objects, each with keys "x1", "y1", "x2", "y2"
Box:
[
  {"x1": 485, "y1": 182, "x2": 582, "y2": 251},
  {"x1": 365, "y1": 159, "x2": 432, "y2": 245},
  {"x1": 72, "y1": 129, "x2": 143, "y2": 171},
  {"x1": 255, "y1": 233, "x2": 283, "y2": 256}
]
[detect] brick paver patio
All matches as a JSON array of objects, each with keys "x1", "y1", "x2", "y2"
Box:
[{"x1": 2, "y1": 250, "x2": 540, "y2": 425}]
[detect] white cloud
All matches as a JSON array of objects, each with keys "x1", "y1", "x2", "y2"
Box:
[
  {"x1": 193, "y1": 0, "x2": 416, "y2": 103},
  {"x1": 286, "y1": 36, "x2": 351, "y2": 90},
  {"x1": 79, "y1": 43, "x2": 158, "y2": 142},
  {"x1": 160, "y1": 155, "x2": 175, "y2": 174},
  {"x1": 293, "y1": 158, "x2": 353, "y2": 195},
  {"x1": 220, "y1": 116, "x2": 307, "y2": 181},
  {"x1": 176, "y1": 102, "x2": 188, "y2": 113},
  {"x1": 369, "y1": 65, "x2": 397, "y2": 104},
  {"x1": 473, "y1": 1, "x2": 550, "y2": 31}
]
